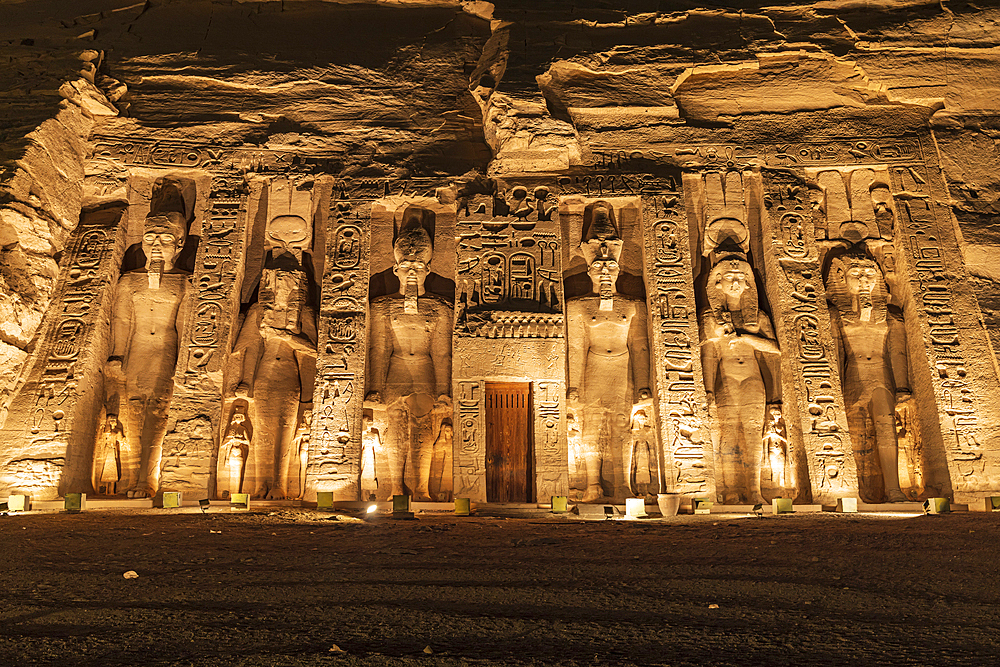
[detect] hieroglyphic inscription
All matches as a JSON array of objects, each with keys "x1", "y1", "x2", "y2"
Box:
[
  {"x1": 307, "y1": 197, "x2": 369, "y2": 500},
  {"x1": 184, "y1": 174, "x2": 247, "y2": 376},
  {"x1": 641, "y1": 181, "x2": 711, "y2": 495},
  {"x1": 24, "y1": 221, "x2": 116, "y2": 436},
  {"x1": 761, "y1": 171, "x2": 855, "y2": 502},
  {"x1": 888, "y1": 167, "x2": 996, "y2": 492},
  {"x1": 456, "y1": 186, "x2": 563, "y2": 337},
  {"x1": 454, "y1": 379, "x2": 485, "y2": 501},
  {"x1": 534, "y1": 380, "x2": 567, "y2": 499}
]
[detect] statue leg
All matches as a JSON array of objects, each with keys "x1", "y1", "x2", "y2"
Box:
[
  {"x1": 739, "y1": 402, "x2": 766, "y2": 504},
  {"x1": 119, "y1": 397, "x2": 144, "y2": 495},
  {"x1": 716, "y1": 403, "x2": 743, "y2": 504},
  {"x1": 387, "y1": 403, "x2": 407, "y2": 496},
  {"x1": 581, "y1": 406, "x2": 604, "y2": 502},
  {"x1": 412, "y1": 411, "x2": 434, "y2": 501},
  {"x1": 270, "y1": 407, "x2": 299, "y2": 500},
  {"x1": 136, "y1": 396, "x2": 170, "y2": 497},
  {"x1": 872, "y1": 390, "x2": 906, "y2": 501}
]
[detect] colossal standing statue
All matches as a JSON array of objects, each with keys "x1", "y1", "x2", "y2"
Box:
[
  {"x1": 232, "y1": 214, "x2": 317, "y2": 500},
  {"x1": 825, "y1": 249, "x2": 910, "y2": 502},
  {"x1": 566, "y1": 202, "x2": 651, "y2": 502},
  {"x1": 104, "y1": 212, "x2": 191, "y2": 498},
  {"x1": 699, "y1": 257, "x2": 781, "y2": 504},
  {"x1": 366, "y1": 209, "x2": 453, "y2": 501}
]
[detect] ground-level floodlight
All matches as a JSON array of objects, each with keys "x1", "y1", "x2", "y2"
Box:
[
  {"x1": 199, "y1": 498, "x2": 210, "y2": 513},
  {"x1": 230, "y1": 493, "x2": 250, "y2": 512},
  {"x1": 772, "y1": 498, "x2": 794, "y2": 514},
  {"x1": 624, "y1": 498, "x2": 648, "y2": 519},
  {"x1": 693, "y1": 498, "x2": 713, "y2": 514},
  {"x1": 924, "y1": 497, "x2": 950, "y2": 514},
  {"x1": 316, "y1": 491, "x2": 334, "y2": 510},
  {"x1": 64, "y1": 493, "x2": 85, "y2": 513},
  {"x1": 837, "y1": 497, "x2": 858, "y2": 513},
  {"x1": 392, "y1": 495, "x2": 414, "y2": 519},
  {"x1": 550, "y1": 496, "x2": 568, "y2": 513},
  {"x1": 366, "y1": 503, "x2": 378, "y2": 514},
  {"x1": 162, "y1": 492, "x2": 181, "y2": 509},
  {"x1": 454, "y1": 497, "x2": 471, "y2": 516},
  {"x1": 6, "y1": 495, "x2": 27, "y2": 512}
]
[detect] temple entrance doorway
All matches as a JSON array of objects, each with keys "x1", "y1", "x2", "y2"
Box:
[{"x1": 485, "y1": 382, "x2": 533, "y2": 502}]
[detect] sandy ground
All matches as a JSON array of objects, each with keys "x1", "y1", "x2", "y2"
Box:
[{"x1": 0, "y1": 507, "x2": 998, "y2": 667}]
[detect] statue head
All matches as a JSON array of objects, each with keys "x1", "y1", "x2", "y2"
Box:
[
  {"x1": 231, "y1": 412, "x2": 245, "y2": 425},
  {"x1": 587, "y1": 258, "x2": 620, "y2": 294},
  {"x1": 106, "y1": 415, "x2": 118, "y2": 429},
  {"x1": 142, "y1": 212, "x2": 187, "y2": 271},
  {"x1": 825, "y1": 247, "x2": 887, "y2": 323},
  {"x1": 393, "y1": 225, "x2": 433, "y2": 296},
  {"x1": 706, "y1": 256, "x2": 759, "y2": 331}
]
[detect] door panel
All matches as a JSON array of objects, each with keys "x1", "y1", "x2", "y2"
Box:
[{"x1": 485, "y1": 382, "x2": 532, "y2": 502}]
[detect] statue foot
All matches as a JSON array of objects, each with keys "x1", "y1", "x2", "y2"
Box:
[
  {"x1": 266, "y1": 488, "x2": 287, "y2": 500},
  {"x1": 126, "y1": 488, "x2": 150, "y2": 499},
  {"x1": 252, "y1": 486, "x2": 269, "y2": 500},
  {"x1": 886, "y1": 489, "x2": 908, "y2": 503},
  {"x1": 581, "y1": 486, "x2": 603, "y2": 503}
]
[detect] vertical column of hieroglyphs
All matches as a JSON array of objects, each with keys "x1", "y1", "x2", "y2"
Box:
[
  {"x1": 886, "y1": 150, "x2": 1000, "y2": 500},
  {"x1": 0, "y1": 211, "x2": 121, "y2": 498},
  {"x1": 453, "y1": 182, "x2": 565, "y2": 501},
  {"x1": 308, "y1": 183, "x2": 368, "y2": 501},
  {"x1": 759, "y1": 169, "x2": 855, "y2": 504},
  {"x1": 160, "y1": 172, "x2": 248, "y2": 497},
  {"x1": 641, "y1": 177, "x2": 714, "y2": 500}
]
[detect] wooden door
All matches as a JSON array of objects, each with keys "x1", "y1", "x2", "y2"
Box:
[{"x1": 485, "y1": 382, "x2": 532, "y2": 502}]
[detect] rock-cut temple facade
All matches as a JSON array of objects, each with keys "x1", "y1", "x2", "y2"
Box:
[{"x1": 2, "y1": 0, "x2": 1000, "y2": 508}]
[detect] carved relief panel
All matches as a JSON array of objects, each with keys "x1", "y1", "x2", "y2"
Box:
[
  {"x1": 309, "y1": 187, "x2": 370, "y2": 502},
  {"x1": 0, "y1": 207, "x2": 122, "y2": 498},
  {"x1": 759, "y1": 170, "x2": 855, "y2": 504},
  {"x1": 640, "y1": 181, "x2": 713, "y2": 501}
]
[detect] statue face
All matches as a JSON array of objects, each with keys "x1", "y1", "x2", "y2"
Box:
[
  {"x1": 718, "y1": 270, "x2": 750, "y2": 300},
  {"x1": 232, "y1": 413, "x2": 245, "y2": 424},
  {"x1": 142, "y1": 223, "x2": 184, "y2": 269},
  {"x1": 107, "y1": 416, "x2": 118, "y2": 429},
  {"x1": 587, "y1": 259, "x2": 620, "y2": 286},
  {"x1": 394, "y1": 258, "x2": 430, "y2": 292},
  {"x1": 845, "y1": 264, "x2": 879, "y2": 296}
]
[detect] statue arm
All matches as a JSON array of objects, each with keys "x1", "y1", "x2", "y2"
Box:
[
  {"x1": 698, "y1": 310, "x2": 718, "y2": 399},
  {"x1": 566, "y1": 301, "x2": 587, "y2": 400},
  {"x1": 887, "y1": 307, "x2": 911, "y2": 394},
  {"x1": 431, "y1": 301, "x2": 453, "y2": 399},
  {"x1": 107, "y1": 279, "x2": 132, "y2": 361},
  {"x1": 366, "y1": 299, "x2": 390, "y2": 400},
  {"x1": 234, "y1": 304, "x2": 264, "y2": 392},
  {"x1": 829, "y1": 305, "x2": 846, "y2": 378},
  {"x1": 629, "y1": 301, "x2": 651, "y2": 400},
  {"x1": 741, "y1": 314, "x2": 781, "y2": 355}
]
